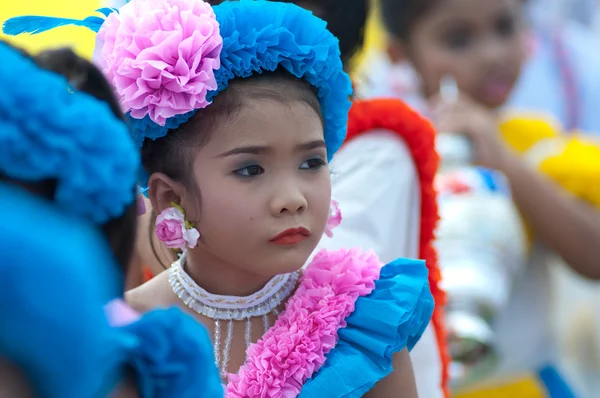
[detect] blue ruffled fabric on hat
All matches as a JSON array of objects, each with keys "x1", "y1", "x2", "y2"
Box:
[
  {"x1": 209, "y1": 0, "x2": 352, "y2": 161},
  {"x1": 0, "y1": 41, "x2": 138, "y2": 224},
  {"x1": 123, "y1": 307, "x2": 223, "y2": 398},
  {"x1": 299, "y1": 258, "x2": 434, "y2": 398}
]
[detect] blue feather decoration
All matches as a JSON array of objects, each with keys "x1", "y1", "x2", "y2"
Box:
[
  {"x1": 2, "y1": 14, "x2": 107, "y2": 36},
  {"x1": 95, "y1": 7, "x2": 119, "y2": 18}
]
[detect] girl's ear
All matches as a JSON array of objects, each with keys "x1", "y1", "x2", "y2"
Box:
[{"x1": 147, "y1": 172, "x2": 185, "y2": 214}]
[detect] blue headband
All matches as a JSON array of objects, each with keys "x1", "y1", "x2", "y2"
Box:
[
  {"x1": 3, "y1": 0, "x2": 352, "y2": 166},
  {"x1": 0, "y1": 42, "x2": 139, "y2": 223}
]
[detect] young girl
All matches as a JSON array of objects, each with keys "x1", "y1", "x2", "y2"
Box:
[
  {"x1": 128, "y1": 1, "x2": 449, "y2": 396},
  {"x1": 0, "y1": 40, "x2": 222, "y2": 397},
  {"x1": 367, "y1": 0, "x2": 600, "y2": 395},
  {"x1": 6, "y1": 0, "x2": 436, "y2": 396}
]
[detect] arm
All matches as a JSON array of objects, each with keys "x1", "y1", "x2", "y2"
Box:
[
  {"x1": 432, "y1": 93, "x2": 600, "y2": 279},
  {"x1": 364, "y1": 349, "x2": 419, "y2": 398},
  {"x1": 499, "y1": 149, "x2": 600, "y2": 279}
]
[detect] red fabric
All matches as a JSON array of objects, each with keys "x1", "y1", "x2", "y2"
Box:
[
  {"x1": 142, "y1": 266, "x2": 154, "y2": 283},
  {"x1": 345, "y1": 98, "x2": 450, "y2": 397}
]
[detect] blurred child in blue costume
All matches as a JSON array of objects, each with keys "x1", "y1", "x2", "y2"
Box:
[
  {"x1": 0, "y1": 177, "x2": 127, "y2": 398},
  {"x1": 4, "y1": 0, "x2": 436, "y2": 396},
  {"x1": 0, "y1": 40, "x2": 222, "y2": 397}
]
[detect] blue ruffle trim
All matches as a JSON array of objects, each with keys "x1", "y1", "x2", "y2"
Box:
[
  {"x1": 300, "y1": 258, "x2": 434, "y2": 398},
  {"x1": 122, "y1": 307, "x2": 223, "y2": 398},
  {"x1": 0, "y1": 42, "x2": 139, "y2": 223},
  {"x1": 126, "y1": 111, "x2": 195, "y2": 150}
]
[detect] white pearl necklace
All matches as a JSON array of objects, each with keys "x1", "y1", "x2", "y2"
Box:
[{"x1": 169, "y1": 255, "x2": 299, "y2": 377}]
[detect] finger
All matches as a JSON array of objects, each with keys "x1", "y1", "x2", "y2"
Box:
[
  {"x1": 429, "y1": 94, "x2": 472, "y2": 114},
  {"x1": 434, "y1": 112, "x2": 467, "y2": 134}
]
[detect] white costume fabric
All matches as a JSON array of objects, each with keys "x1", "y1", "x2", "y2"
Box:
[{"x1": 314, "y1": 130, "x2": 445, "y2": 398}]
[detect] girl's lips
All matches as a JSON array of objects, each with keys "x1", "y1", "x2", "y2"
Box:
[
  {"x1": 269, "y1": 227, "x2": 310, "y2": 245},
  {"x1": 480, "y1": 78, "x2": 513, "y2": 105}
]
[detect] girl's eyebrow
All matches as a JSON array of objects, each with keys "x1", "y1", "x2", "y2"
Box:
[{"x1": 218, "y1": 139, "x2": 326, "y2": 157}]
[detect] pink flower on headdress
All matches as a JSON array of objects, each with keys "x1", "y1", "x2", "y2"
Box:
[
  {"x1": 324, "y1": 200, "x2": 341, "y2": 238},
  {"x1": 95, "y1": 0, "x2": 222, "y2": 126}
]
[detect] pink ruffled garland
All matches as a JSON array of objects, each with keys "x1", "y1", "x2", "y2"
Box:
[{"x1": 226, "y1": 248, "x2": 382, "y2": 398}]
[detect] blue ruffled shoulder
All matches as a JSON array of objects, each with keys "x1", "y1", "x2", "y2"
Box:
[
  {"x1": 122, "y1": 307, "x2": 223, "y2": 398},
  {"x1": 299, "y1": 257, "x2": 434, "y2": 398}
]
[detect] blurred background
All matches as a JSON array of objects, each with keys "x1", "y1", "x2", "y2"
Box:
[{"x1": 1, "y1": 0, "x2": 599, "y2": 396}]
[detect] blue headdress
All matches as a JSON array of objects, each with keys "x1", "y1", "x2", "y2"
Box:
[
  {"x1": 0, "y1": 181, "x2": 224, "y2": 398},
  {"x1": 0, "y1": 41, "x2": 139, "y2": 223},
  {"x1": 4, "y1": 0, "x2": 352, "y2": 179},
  {"x1": 0, "y1": 181, "x2": 130, "y2": 398}
]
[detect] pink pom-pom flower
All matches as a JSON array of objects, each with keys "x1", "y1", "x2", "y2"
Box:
[
  {"x1": 95, "y1": 0, "x2": 223, "y2": 126},
  {"x1": 324, "y1": 200, "x2": 342, "y2": 238}
]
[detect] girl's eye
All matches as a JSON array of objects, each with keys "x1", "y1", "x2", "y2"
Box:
[
  {"x1": 299, "y1": 158, "x2": 326, "y2": 170},
  {"x1": 496, "y1": 16, "x2": 517, "y2": 38},
  {"x1": 445, "y1": 32, "x2": 471, "y2": 50},
  {"x1": 441, "y1": 25, "x2": 473, "y2": 50},
  {"x1": 234, "y1": 165, "x2": 265, "y2": 177}
]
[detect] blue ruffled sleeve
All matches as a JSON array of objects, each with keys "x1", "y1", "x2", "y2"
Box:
[
  {"x1": 299, "y1": 258, "x2": 434, "y2": 398},
  {"x1": 122, "y1": 307, "x2": 223, "y2": 398}
]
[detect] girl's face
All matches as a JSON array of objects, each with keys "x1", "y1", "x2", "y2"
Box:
[
  {"x1": 393, "y1": 0, "x2": 527, "y2": 109},
  {"x1": 184, "y1": 98, "x2": 330, "y2": 277}
]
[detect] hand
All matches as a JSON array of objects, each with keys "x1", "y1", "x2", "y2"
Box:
[{"x1": 429, "y1": 93, "x2": 512, "y2": 171}]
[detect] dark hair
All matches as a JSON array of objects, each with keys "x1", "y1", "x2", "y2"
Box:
[
  {"x1": 210, "y1": 0, "x2": 366, "y2": 65},
  {"x1": 8, "y1": 46, "x2": 138, "y2": 277},
  {"x1": 143, "y1": 69, "x2": 322, "y2": 269},
  {"x1": 283, "y1": 0, "x2": 367, "y2": 65},
  {"x1": 34, "y1": 48, "x2": 124, "y2": 119},
  {"x1": 380, "y1": 0, "x2": 440, "y2": 41}
]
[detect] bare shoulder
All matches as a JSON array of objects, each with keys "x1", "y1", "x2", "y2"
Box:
[
  {"x1": 363, "y1": 349, "x2": 418, "y2": 398},
  {"x1": 125, "y1": 271, "x2": 175, "y2": 313}
]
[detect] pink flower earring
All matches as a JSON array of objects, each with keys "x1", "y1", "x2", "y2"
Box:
[
  {"x1": 155, "y1": 202, "x2": 200, "y2": 250},
  {"x1": 324, "y1": 200, "x2": 342, "y2": 238}
]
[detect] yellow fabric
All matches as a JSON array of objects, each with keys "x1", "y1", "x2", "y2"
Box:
[
  {"x1": 0, "y1": 0, "x2": 100, "y2": 58},
  {"x1": 351, "y1": 0, "x2": 385, "y2": 74},
  {"x1": 539, "y1": 138, "x2": 600, "y2": 208},
  {"x1": 499, "y1": 114, "x2": 600, "y2": 209},
  {"x1": 454, "y1": 375, "x2": 547, "y2": 398},
  {"x1": 499, "y1": 116, "x2": 560, "y2": 154}
]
